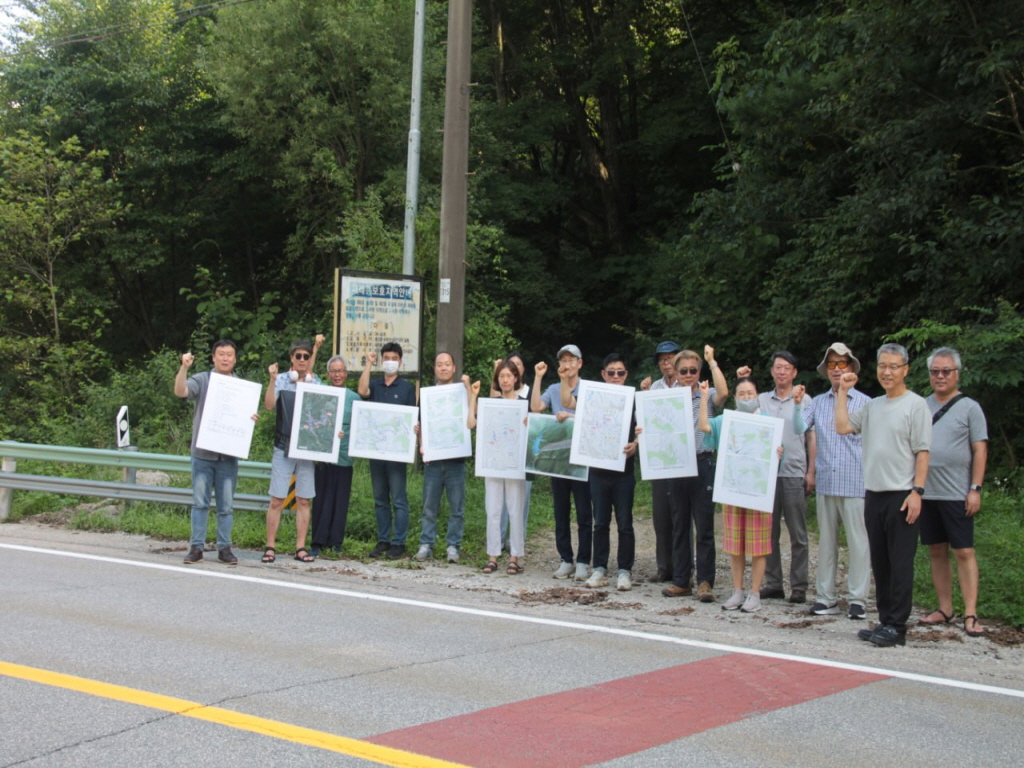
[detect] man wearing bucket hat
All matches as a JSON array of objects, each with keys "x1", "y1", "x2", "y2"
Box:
[
  {"x1": 804, "y1": 343, "x2": 872, "y2": 619},
  {"x1": 639, "y1": 340, "x2": 682, "y2": 582}
]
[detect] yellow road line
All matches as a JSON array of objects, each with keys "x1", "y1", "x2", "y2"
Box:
[{"x1": 0, "y1": 661, "x2": 466, "y2": 768}]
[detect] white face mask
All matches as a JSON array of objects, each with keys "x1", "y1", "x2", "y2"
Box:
[
  {"x1": 735, "y1": 398, "x2": 760, "y2": 413},
  {"x1": 382, "y1": 360, "x2": 400, "y2": 375}
]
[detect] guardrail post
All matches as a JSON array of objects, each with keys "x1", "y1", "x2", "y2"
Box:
[
  {"x1": 120, "y1": 445, "x2": 139, "y2": 510},
  {"x1": 0, "y1": 456, "x2": 15, "y2": 521}
]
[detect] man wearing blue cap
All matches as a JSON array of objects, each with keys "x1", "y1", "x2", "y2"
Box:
[{"x1": 640, "y1": 340, "x2": 682, "y2": 581}]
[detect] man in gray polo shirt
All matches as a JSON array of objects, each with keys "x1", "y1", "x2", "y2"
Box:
[
  {"x1": 836, "y1": 343, "x2": 931, "y2": 648},
  {"x1": 757, "y1": 351, "x2": 813, "y2": 604},
  {"x1": 918, "y1": 347, "x2": 988, "y2": 637}
]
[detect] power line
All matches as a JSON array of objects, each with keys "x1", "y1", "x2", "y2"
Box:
[{"x1": 2, "y1": 0, "x2": 260, "y2": 53}]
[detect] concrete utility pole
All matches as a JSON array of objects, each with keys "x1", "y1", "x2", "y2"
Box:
[
  {"x1": 401, "y1": 0, "x2": 426, "y2": 276},
  {"x1": 435, "y1": 0, "x2": 472, "y2": 366}
]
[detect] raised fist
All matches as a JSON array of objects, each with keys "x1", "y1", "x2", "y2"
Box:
[
  {"x1": 268, "y1": 362, "x2": 279, "y2": 377},
  {"x1": 181, "y1": 353, "x2": 194, "y2": 368}
]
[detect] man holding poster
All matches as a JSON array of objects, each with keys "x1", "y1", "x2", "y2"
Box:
[
  {"x1": 263, "y1": 336, "x2": 324, "y2": 564},
  {"x1": 174, "y1": 339, "x2": 253, "y2": 565},
  {"x1": 358, "y1": 342, "x2": 418, "y2": 560}
]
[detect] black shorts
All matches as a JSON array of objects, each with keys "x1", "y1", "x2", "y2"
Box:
[{"x1": 919, "y1": 499, "x2": 974, "y2": 549}]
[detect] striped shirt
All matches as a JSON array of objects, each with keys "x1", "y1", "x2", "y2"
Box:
[{"x1": 804, "y1": 387, "x2": 870, "y2": 498}]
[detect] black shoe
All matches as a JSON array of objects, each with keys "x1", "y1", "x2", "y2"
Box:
[
  {"x1": 788, "y1": 590, "x2": 806, "y2": 604},
  {"x1": 857, "y1": 627, "x2": 876, "y2": 642},
  {"x1": 368, "y1": 541, "x2": 390, "y2": 558},
  {"x1": 649, "y1": 570, "x2": 672, "y2": 583},
  {"x1": 183, "y1": 545, "x2": 203, "y2": 564},
  {"x1": 848, "y1": 603, "x2": 866, "y2": 620},
  {"x1": 869, "y1": 624, "x2": 906, "y2": 647},
  {"x1": 760, "y1": 588, "x2": 785, "y2": 599},
  {"x1": 386, "y1": 544, "x2": 407, "y2": 560},
  {"x1": 217, "y1": 547, "x2": 238, "y2": 565}
]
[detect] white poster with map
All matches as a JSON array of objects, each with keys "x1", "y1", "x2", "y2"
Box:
[
  {"x1": 474, "y1": 398, "x2": 528, "y2": 479},
  {"x1": 419, "y1": 383, "x2": 472, "y2": 462},
  {"x1": 712, "y1": 410, "x2": 784, "y2": 513},
  {"x1": 634, "y1": 388, "x2": 699, "y2": 480},
  {"x1": 569, "y1": 380, "x2": 635, "y2": 472},
  {"x1": 347, "y1": 401, "x2": 419, "y2": 463}
]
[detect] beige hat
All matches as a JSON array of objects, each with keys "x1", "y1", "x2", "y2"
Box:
[{"x1": 816, "y1": 342, "x2": 861, "y2": 377}]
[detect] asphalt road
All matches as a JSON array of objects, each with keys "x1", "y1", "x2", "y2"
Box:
[{"x1": 2, "y1": 525, "x2": 1022, "y2": 767}]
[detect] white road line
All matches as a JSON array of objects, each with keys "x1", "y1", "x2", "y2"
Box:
[{"x1": 4, "y1": 542, "x2": 1022, "y2": 700}]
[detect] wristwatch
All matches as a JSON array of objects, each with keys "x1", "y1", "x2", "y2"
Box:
[
  {"x1": 970, "y1": 484, "x2": 983, "y2": 492},
  {"x1": 912, "y1": 486, "x2": 925, "y2": 495}
]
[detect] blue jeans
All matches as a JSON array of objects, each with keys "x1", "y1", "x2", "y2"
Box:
[
  {"x1": 589, "y1": 468, "x2": 636, "y2": 572},
  {"x1": 419, "y1": 459, "x2": 466, "y2": 549},
  {"x1": 551, "y1": 476, "x2": 593, "y2": 565},
  {"x1": 370, "y1": 459, "x2": 410, "y2": 545},
  {"x1": 190, "y1": 455, "x2": 238, "y2": 549}
]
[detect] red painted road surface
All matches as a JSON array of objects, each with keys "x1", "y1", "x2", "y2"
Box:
[{"x1": 372, "y1": 653, "x2": 887, "y2": 767}]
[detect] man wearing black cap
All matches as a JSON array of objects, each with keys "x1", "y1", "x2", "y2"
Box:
[{"x1": 640, "y1": 340, "x2": 682, "y2": 582}]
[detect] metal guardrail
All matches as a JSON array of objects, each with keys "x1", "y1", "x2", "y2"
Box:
[{"x1": 0, "y1": 441, "x2": 272, "y2": 520}]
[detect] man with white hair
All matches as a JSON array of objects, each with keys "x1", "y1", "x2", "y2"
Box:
[
  {"x1": 835, "y1": 343, "x2": 931, "y2": 648},
  {"x1": 918, "y1": 347, "x2": 988, "y2": 638}
]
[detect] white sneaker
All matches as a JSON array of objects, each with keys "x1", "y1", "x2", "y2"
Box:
[
  {"x1": 446, "y1": 546, "x2": 459, "y2": 564},
  {"x1": 722, "y1": 589, "x2": 745, "y2": 611},
  {"x1": 553, "y1": 561, "x2": 574, "y2": 579},
  {"x1": 741, "y1": 592, "x2": 762, "y2": 613},
  {"x1": 616, "y1": 571, "x2": 632, "y2": 591},
  {"x1": 585, "y1": 568, "x2": 608, "y2": 588},
  {"x1": 413, "y1": 545, "x2": 431, "y2": 562},
  {"x1": 574, "y1": 562, "x2": 590, "y2": 581}
]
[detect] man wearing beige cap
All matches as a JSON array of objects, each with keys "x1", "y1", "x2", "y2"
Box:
[{"x1": 804, "y1": 343, "x2": 872, "y2": 619}]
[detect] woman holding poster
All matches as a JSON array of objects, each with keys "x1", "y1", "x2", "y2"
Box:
[
  {"x1": 698, "y1": 378, "x2": 805, "y2": 613},
  {"x1": 310, "y1": 355, "x2": 361, "y2": 556},
  {"x1": 476, "y1": 360, "x2": 529, "y2": 575}
]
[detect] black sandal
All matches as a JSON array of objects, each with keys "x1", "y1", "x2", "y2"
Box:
[
  {"x1": 261, "y1": 547, "x2": 276, "y2": 563},
  {"x1": 294, "y1": 549, "x2": 315, "y2": 563},
  {"x1": 506, "y1": 562, "x2": 524, "y2": 575},
  {"x1": 918, "y1": 608, "x2": 954, "y2": 625},
  {"x1": 964, "y1": 615, "x2": 985, "y2": 637},
  {"x1": 482, "y1": 560, "x2": 499, "y2": 574}
]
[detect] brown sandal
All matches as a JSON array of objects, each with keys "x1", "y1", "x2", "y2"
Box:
[{"x1": 506, "y1": 562, "x2": 524, "y2": 575}]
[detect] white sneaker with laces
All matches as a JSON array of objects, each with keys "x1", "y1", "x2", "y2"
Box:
[
  {"x1": 446, "y1": 546, "x2": 459, "y2": 564},
  {"x1": 616, "y1": 571, "x2": 632, "y2": 591},
  {"x1": 414, "y1": 545, "x2": 431, "y2": 562},
  {"x1": 722, "y1": 589, "x2": 745, "y2": 611},
  {"x1": 741, "y1": 592, "x2": 762, "y2": 613},
  {"x1": 553, "y1": 561, "x2": 574, "y2": 579},
  {"x1": 574, "y1": 562, "x2": 590, "y2": 581},
  {"x1": 585, "y1": 568, "x2": 608, "y2": 588}
]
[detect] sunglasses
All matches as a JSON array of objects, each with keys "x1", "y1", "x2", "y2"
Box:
[
  {"x1": 604, "y1": 369, "x2": 627, "y2": 377},
  {"x1": 293, "y1": 352, "x2": 311, "y2": 361},
  {"x1": 676, "y1": 367, "x2": 700, "y2": 376},
  {"x1": 929, "y1": 368, "x2": 958, "y2": 378},
  {"x1": 825, "y1": 360, "x2": 850, "y2": 370}
]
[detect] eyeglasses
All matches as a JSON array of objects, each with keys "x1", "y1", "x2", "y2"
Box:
[
  {"x1": 676, "y1": 367, "x2": 700, "y2": 376},
  {"x1": 328, "y1": 368, "x2": 347, "y2": 376},
  {"x1": 877, "y1": 363, "x2": 906, "y2": 372},
  {"x1": 826, "y1": 360, "x2": 850, "y2": 370},
  {"x1": 293, "y1": 352, "x2": 311, "y2": 361},
  {"x1": 929, "y1": 368, "x2": 958, "y2": 378},
  {"x1": 604, "y1": 369, "x2": 627, "y2": 377}
]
